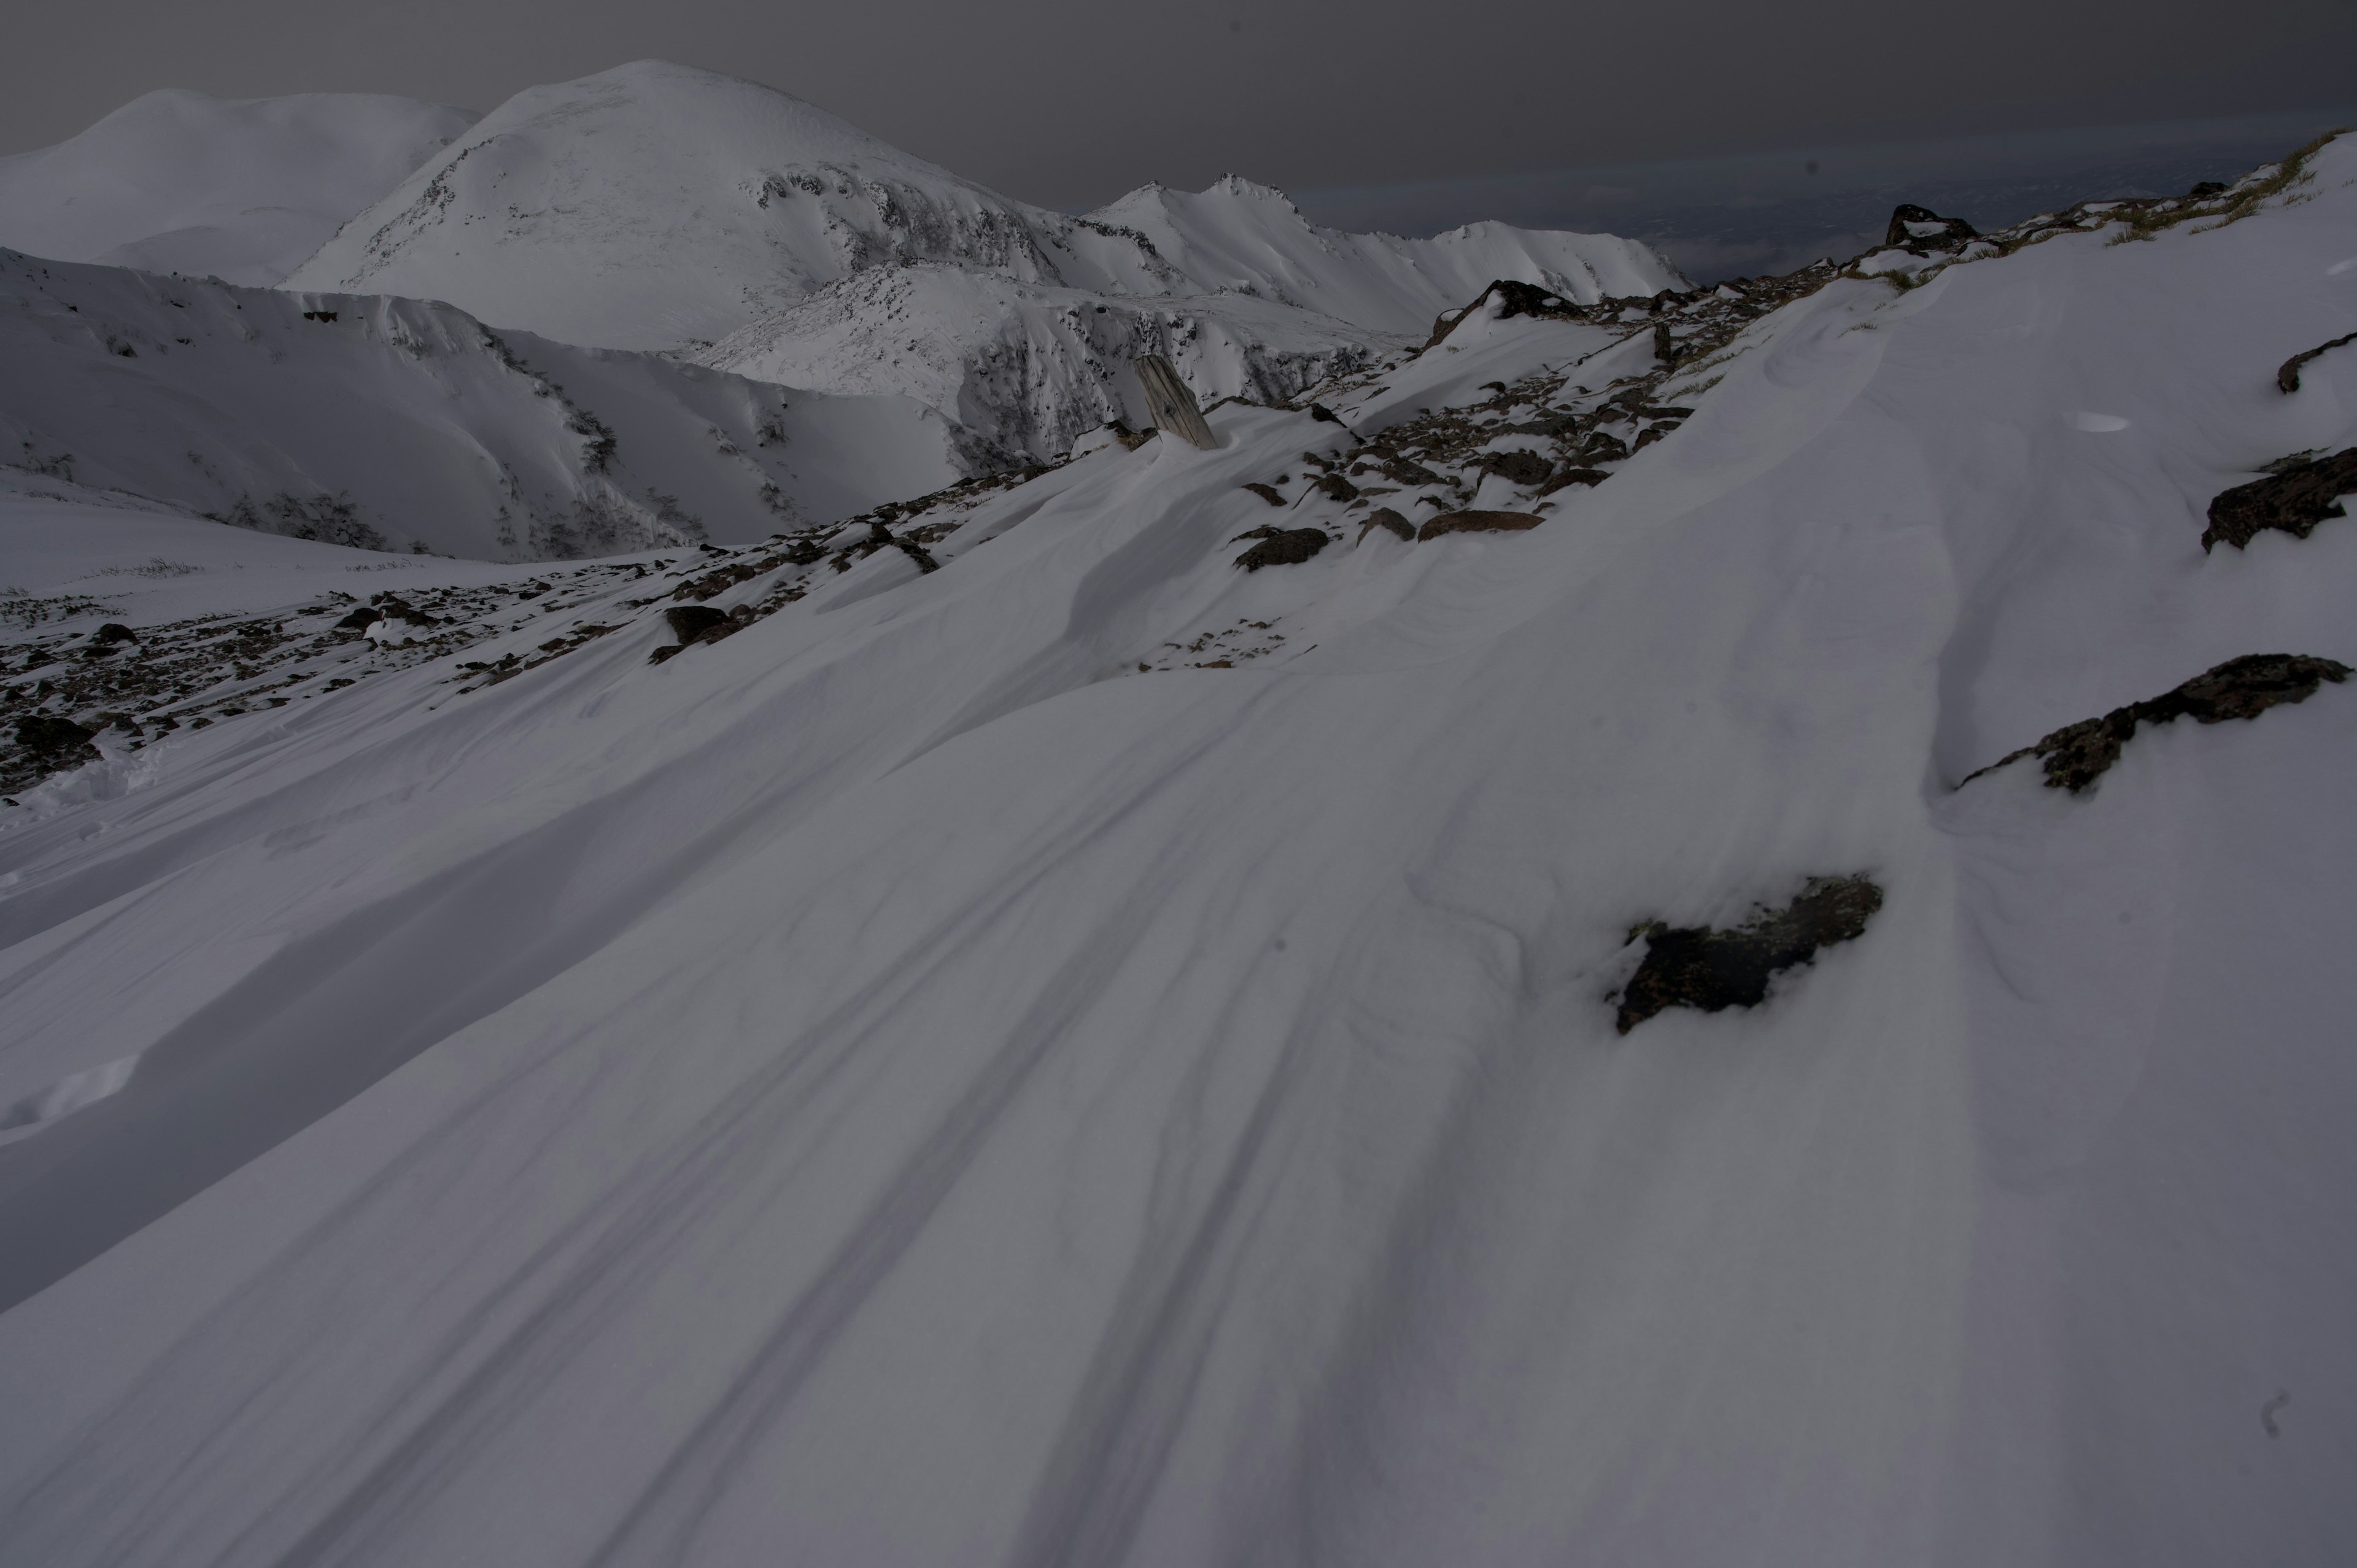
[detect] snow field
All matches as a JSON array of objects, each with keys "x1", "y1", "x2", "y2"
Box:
[{"x1": 0, "y1": 125, "x2": 2351, "y2": 1568}]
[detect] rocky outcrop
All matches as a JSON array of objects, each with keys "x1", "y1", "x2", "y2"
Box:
[
  {"x1": 2202, "y1": 448, "x2": 2357, "y2": 550},
  {"x1": 1614, "y1": 875, "x2": 1883, "y2": 1033},
  {"x1": 1417, "y1": 510, "x2": 1543, "y2": 541},
  {"x1": 2277, "y1": 331, "x2": 2357, "y2": 394},
  {"x1": 1233, "y1": 527, "x2": 1329, "y2": 571},
  {"x1": 1965, "y1": 652, "x2": 2352, "y2": 793}
]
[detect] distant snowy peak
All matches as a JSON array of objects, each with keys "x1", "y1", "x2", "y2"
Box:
[
  {"x1": 1087, "y1": 174, "x2": 1689, "y2": 336},
  {"x1": 698, "y1": 265, "x2": 1400, "y2": 463},
  {"x1": 285, "y1": 61, "x2": 1682, "y2": 356},
  {"x1": 287, "y1": 61, "x2": 1176, "y2": 353},
  {"x1": 0, "y1": 89, "x2": 476, "y2": 286}
]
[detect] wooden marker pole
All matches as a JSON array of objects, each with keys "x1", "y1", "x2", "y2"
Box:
[{"x1": 1132, "y1": 355, "x2": 1220, "y2": 450}]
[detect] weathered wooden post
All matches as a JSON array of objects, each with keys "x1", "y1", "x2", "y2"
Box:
[{"x1": 1132, "y1": 354, "x2": 1220, "y2": 450}]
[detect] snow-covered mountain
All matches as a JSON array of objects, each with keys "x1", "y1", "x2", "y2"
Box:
[
  {"x1": 0, "y1": 246, "x2": 968, "y2": 559},
  {"x1": 282, "y1": 61, "x2": 1180, "y2": 353},
  {"x1": 0, "y1": 90, "x2": 476, "y2": 286},
  {"x1": 282, "y1": 61, "x2": 1684, "y2": 458},
  {"x1": 2, "y1": 129, "x2": 2352, "y2": 1567},
  {"x1": 1090, "y1": 173, "x2": 1684, "y2": 336},
  {"x1": 697, "y1": 265, "x2": 1399, "y2": 463}
]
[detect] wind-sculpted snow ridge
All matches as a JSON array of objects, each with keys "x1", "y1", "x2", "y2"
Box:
[
  {"x1": 3, "y1": 135, "x2": 2356, "y2": 1568},
  {"x1": 0, "y1": 90, "x2": 476, "y2": 286},
  {"x1": 0, "y1": 246, "x2": 970, "y2": 562}
]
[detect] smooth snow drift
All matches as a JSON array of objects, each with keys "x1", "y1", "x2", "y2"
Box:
[
  {"x1": 0, "y1": 90, "x2": 477, "y2": 286},
  {"x1": 0, "y1": 128, "x2": 2353, "y2": 1568}
]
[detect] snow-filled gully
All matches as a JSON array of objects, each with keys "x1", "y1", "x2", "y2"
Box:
[{"x1": 0, "y1": 137, "x2": 2353, "y2": 1567}]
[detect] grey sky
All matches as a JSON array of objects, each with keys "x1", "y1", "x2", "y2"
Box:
[{"x1": 6, "y1": 0, "x2": 2353, "y2": 218}]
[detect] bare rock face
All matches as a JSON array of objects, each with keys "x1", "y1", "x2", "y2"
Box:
[
  {"x1": 1358, "y1": 507, "x2": 1414, "y2": 543},
  {"x1": 2203, "y1": 448, "x2": 2357, "y2": 550},
  {"x1": 1883, "y1": 203, "x2": 1979, "y2": 251},
  {"x1": 1966, "y1": 652, "x2": 2353, "y2": 793},
  {"x1": 1242, "y1": 482, "x2": 1285, "y2": 507},
  {"x1": 1615, "y1": 875, "x2": 1883, "y2": 1034},
  {"x1": 1233, "y1": 528, "x2": 1329, "y2": 571},
  {"x1": 1417, "y1": 509, "x2": 1542, "y2": 541}
]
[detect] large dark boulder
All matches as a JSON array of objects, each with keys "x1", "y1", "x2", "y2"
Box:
[
  {"x1": 1883, "y1": 204, "x2": 1979, "y2": 250},
  {"x1": 2204, "y1": 447, "x2": 2357, "y2": 550},
  {"x1": 1616, "y1": 875, "x2": 1883, "y2": 1033},
  {"x1": 1234, "y1": 528, "x2": 1330, "y2": 571},
  {"x1": 664, "y1": 605, "x2": 732, "y2": 643},
  {"x1": 1476, "y1": 450, "x2": 1554, "y2": 487}
]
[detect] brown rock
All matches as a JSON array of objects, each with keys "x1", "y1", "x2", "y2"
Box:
[
  {"x1": 1234, "y1": 528, "x2": 1330, "y2": 571},
  {"x1": 1964, "y1": 652, "x2": 2352, "y2": 793},
  {"x1": 2278, "y1": 331, "x2": 2357, "y2": 394},
  {"x1": 2202, "y1": 447, "x2": 2357, "y2": 550},
  {"x1": 1358, "y1": 508, "x2": 1415, "y2": 543},
  {"x1": 1476, "y1": 450, "x2": 1554, "y2": 487},
  {"x1": 663, "y1": 604, "x2": 732, "y2": 644},
  {"x1": 1417, "y1": 509, "x2": 1544, "y2": 541},
  {"x1": 1242, "y1": 482, "x2": 1286, "y2": 506}
]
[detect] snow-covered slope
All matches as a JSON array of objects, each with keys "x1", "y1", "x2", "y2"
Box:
[
  {"x1": 0, "y1": 90, "x2": 476, "y2": 286},
  {"x1": 288, "y1": 61, "x2": 1682, "y2": 358},
  {"x1": 283, "y1": 61, "x2": 1179, "y2": 353},
  {"x1": 1088, "y1": 173, "x2": 1689, "y2": 335},
  {"x1": 282, "y1": 60, "x2": 1684, "y2": 463},
  {"x1": 698, "y1": 265, "x2": 1403, "y2": 462},
  {"x1": 0, "y1": 247, "x2": 969, "y2": 559},
  {"x1": 1, "y1": 137, "x2": 2353, "y2": 1567}
]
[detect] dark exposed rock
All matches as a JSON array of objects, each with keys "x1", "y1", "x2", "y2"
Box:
[
  {"x1": 1307, "y1": 403, "x2": 1347, "y2": 427},
  {"x1": 1242, "y1": 482, "x2": 1287, "y2": 507},
  {"x1": 663, "y1": 604, "x2": 732, "y2": 643},
  {"x1": 91, "y1": 623, "x2": 136, "y2": 646},
  {"x1": 1358, "y1": 507, "x2": 1415, "y2": 543},
  {"x1": 1539, "y1": 468, "x2": 1609, "y2": 494},
  {"x1": 2202, "y1": 447, "x2": 2357, "y2": 550},
  {"x1": 2277, "y1": 331, "x2": 2357, "y2": 394},
  {"x1": 1380, "y1": 455, "x2": 1444, "y2": 487},
  {"x1": 1615, "y1": 875, "x2": 1883, "y2": 1033},
  {"x1": 1234, "y1": 528, "x2": 1330, "y2": 571},
  {"x1": 1476, "y1": 449, "x2": 1554, "y2": 487},
  {"x1": 1313, "y1": 474, "x2": 1360, "y2": 503},
  {"x1": 14, "y1": 713, "x2": 98, "y2": 755},
  {"x1": 1883, "y1": 203, "x2": 1979, "y2": 250},
  {"x1": 334, "y1": 606, "x2": 382, "y2": 630},
  {"x1": 1417, "y1": 509, "x2": 1544, "y2": 541},
  {"x1": 1422, "y1": 279, "x2": 1589, "y2": 349},
  {"x1": 1964, "y1": 652, "x2": 2352, "y2": 793}
]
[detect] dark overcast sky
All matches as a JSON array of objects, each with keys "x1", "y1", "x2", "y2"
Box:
[{"x1": 6, "y1": 0, "x2": 2354, "y2": 213}]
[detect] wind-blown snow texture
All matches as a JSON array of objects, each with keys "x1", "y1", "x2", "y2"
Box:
[
  {"x1": 1, "y1": 125, "x2": 2355, "y2": 1568},
  {"x1": 0, "y1": 90, "x2": 478, "y2": 286}
]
